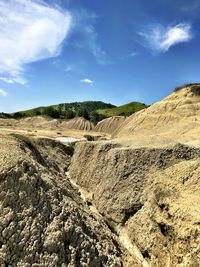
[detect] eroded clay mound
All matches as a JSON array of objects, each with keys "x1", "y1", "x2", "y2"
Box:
[
  {"x1": 0, "y1": 118, "x2": 18, "y2": 127},
  {"x1": 60, "y1": 117, "x2": 94, "y2": 131},
  {"x1": 0, "y1": 134, "x2": 123, "y2": 267},
  {"x1": 0, "y1": 116, "x2": 94, "y2": 132},
  {"x1": 116, "y1": 84, "x2": 200, "y2": 147},
  {"x1": 94, "y1": 116, "x2": 126, "y2": 135},
  {"x1": 0, "y1": 116, "x2": 58, "y2": 130}
]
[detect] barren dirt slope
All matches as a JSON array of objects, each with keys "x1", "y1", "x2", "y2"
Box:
[
  {"x1": 0, "y1": 116, "x2": 95, "y2": 132},
  {"x1": 94, "y1": 116, "x2": 126, "y2": 135},
  {"x1": 0, "y1": 134, "x2": 135, "y2": 267},
  {"x1": 60, "y1": 117, "x2": 94, "y2": 131},
  {"x1": 116, "y1": 84, "x2": 200, "y2": 147},
  {"x1": 70, "y1": 141, "x2": 200, "y2": 267}
]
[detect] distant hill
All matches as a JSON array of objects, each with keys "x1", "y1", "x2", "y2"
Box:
[
  {"x1": 0, "y1": 101, "x2": 115, "y2": 121},
  {"x1": 0, "y1": 100, "x2": 147, "y2": 124},
  {"x1": 15, "y1": 101, "x2": 115, "y2": 116},
  {"x1": 96, "y1": 102, "x2": 147, "y2": 117}
]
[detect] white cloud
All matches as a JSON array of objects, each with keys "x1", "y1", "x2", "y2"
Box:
[
  {"x1": 85, "y1": 24, "x2": 108, "y2": 64},
  {"x1": 0, "y1": 0, "x2": 72, "y2": 84},
  {"x1": 128, "y1": 52, "x2": 138, "y2": 58},
  {"x1": 0, "y1": 77, "x2": 14, "y2": 84},
  {"x1": 138, "y1": 23, "x2": 192, "y2": 54},
  {"x1": 80, "y1": 78, "x2": 94, "y2": 85},
  {"x1": 73, "y1": 9, "x2": 111, "y2": 65},
  {"x1": 119, "y1": 52, "x2": 139, "y2": 61},
  {"x1": 0, "y1": 76, "x2": 26, "y2": 85},
  {"x1": 0, "y1": 89, "x2": 8, "y2": 97}
]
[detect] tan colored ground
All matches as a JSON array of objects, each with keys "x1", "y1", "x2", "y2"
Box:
[
  {"x1": 1, "y1": 84, "x2": 200, "y2": 266},
  {"x1": 68, "y1": 85, "x2": 200, "y2": 266},
  {"x1": 0, "y1": 134, "x2": 131, "y2": 267},
  {"x1": 0, "y1": 116, "x2": 100, "y2": 139},
  {"x1": 94, "y1": 116, "x2": 126, "y2": 135},
  {"x1": 114, "y1": 84, "x2": 200, "y2": 147},
  {"x1": 0, "y1": 126, "x2": 104, "y2": 139},
  {"x1": 70, "y1": 141, "x2": 200, "y2": 267}
]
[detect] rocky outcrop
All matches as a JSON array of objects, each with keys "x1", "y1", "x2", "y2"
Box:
[
  {"x1": 0, "y1": 134, "x2": 126, "y2": 267},
  {"x1": 70, "y1": 141, "x2": 200, "y2": 266}
]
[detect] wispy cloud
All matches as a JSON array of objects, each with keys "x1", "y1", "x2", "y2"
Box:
[
  {"x1": 0, "y1": 89, "x2": 8, "y2": 97},
  {"x1": 65, "y1": 66, "x2": 73, "y2": 73},
  {"x1": 0, "y1": 0, "x2": 72, "y2": 84},
  {"x1": 73, "y1": 9, "x2": 111, "y2": 65},
  {"x1": 80, "y1": 78, "x2": 94, "y2": 85},
  {"x1": 181, "y1": 1, "x2": 200, "y2": 12},
  {"x1": 128, "y1": 52, "x2": 139, "y2": 58},
  {"x1": 138, "y1": 23, "x2": 192, "y2": 54},
  {"x1": 0, "y1": 77, "x2": 14, "y2": 84},
  {"x1": 119, "y1": 52, "x2": 139, "y2": 61}
]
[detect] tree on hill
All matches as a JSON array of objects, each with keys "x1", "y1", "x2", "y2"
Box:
[
  {"x1": 0, "y1": 112, "x2": 12, "y2": 119},
  {"x1": 13, "y1": 112, "x2": 25, "y2": 119},
  {"x1": 77, "y1": 108, "x2": 89, "y2": 120},
  {"x1": 89, "y1": 111, "x2": 106, "y2": 125},
  {"x1": 89, "y1": 111, "x2": 99, "y2": 125},
  {"x1": 43, "y1": 106, "x2": 60, "y2": 118},
  {"x1": 64, "y1": 109, "x2": 76, "y2": 119},
  {"x1": 35, "y1": 111, "x2": 41, "y2": 116}
]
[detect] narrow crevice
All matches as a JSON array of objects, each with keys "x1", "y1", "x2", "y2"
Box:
[
  {"x1": 158, "y1": 222, "x2": 173, "y2": 238},
  {"x1": 142, "y1": 250, "x2": 150, "y2": 259},
  {"x1": 67, "y1": 173, "x2": 150, "y2": 267},
  {"x1": 104, "y1": 218, "x2": 119, "y2": 236},
  {"x1": 158, "y1": 203, "x2": 169, "y2": 211},
  {"x1": 121, "y1": 203, "x2": 144, "y2": 225}
]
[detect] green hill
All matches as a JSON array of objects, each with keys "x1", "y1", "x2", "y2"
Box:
[
  {"x1": 9, "y1": 101, "x2": 116, "y2": 120},
  {"x1": 0, "y1": 100, "x2": 148, "y2": 125},
  {"x1": 96, "y1": 102, "x2": 147, "y2": 117}
]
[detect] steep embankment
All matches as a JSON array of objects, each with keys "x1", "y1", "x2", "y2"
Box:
[
  {"x1": 68, "y1": 85, "x2": 200, "y2": 266},
  {"x1": 94, "y1": 116, "x2": 126, "y2": 135},
  {"x1": 60, "y1": 117, "x2": 94, "y2": 131},
  {"x1": 116, "y1": 84, "x2": 200, "y2": 146},
  {"x1": 0, "y1": 134, "x2": 132, "y2": 267},
  {"x1": 70, "y1": 141, "x2": 200, "y2": 266}
]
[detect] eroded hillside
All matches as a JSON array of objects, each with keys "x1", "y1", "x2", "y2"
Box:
[
  {"x1": 1, "y1": 84, "x2": 200, "y2": 267},
  {"x1": 115, "y1": 84, "x2": 200, "y2": 147},
  {"x1": 0, "y1": 134, "x2": 133, "y2": 267},
  {"x1": 70, "y1": 141, "x2": 200, "y2": 266}
]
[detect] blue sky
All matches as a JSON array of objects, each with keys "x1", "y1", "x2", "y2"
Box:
[{"x1": 0, "y1": 0, "x2": 200, "y2": 112}]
